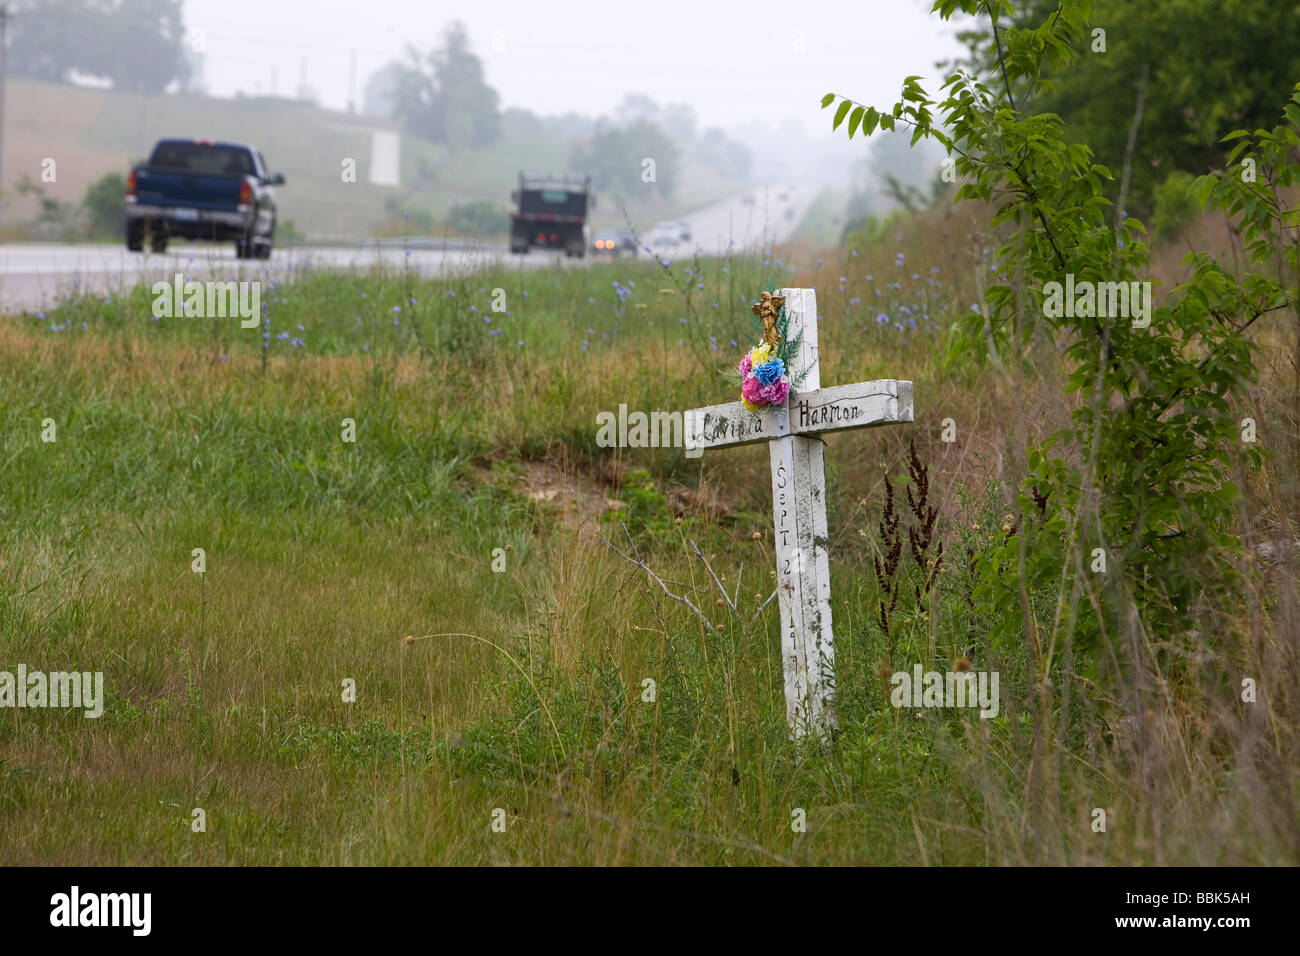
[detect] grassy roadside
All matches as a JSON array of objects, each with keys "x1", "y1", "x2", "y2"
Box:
[{"x1": 2, "y1": 209, "x2": 1296, "y2": 863}]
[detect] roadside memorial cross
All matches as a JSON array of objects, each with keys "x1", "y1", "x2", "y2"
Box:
[{"x1": 684, "y1": 288, "x2": 914, "y2": 742}]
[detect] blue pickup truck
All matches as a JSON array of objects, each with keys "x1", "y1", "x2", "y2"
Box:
[{"x1": 126, "y1": 139, "x2": 284, "y2": 259}]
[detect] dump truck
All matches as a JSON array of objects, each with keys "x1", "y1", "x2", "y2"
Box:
[{"x1": 509, "y1": 172, "x2": 592, "y2": 257}]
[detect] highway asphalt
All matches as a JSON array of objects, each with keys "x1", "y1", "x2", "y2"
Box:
[{"x1": 0, "y1": 184, "x2": 818, "y2": 313}]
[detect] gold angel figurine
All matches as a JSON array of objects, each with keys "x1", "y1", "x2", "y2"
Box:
[{"x1": 752, "y1": 291, "x2": 786, "y2": 348}]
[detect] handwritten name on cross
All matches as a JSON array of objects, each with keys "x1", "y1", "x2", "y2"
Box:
[{"x1": 684, "y1": 288, "x2": 914, "y2": 741}]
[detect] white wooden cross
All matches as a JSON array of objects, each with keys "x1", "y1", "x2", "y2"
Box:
[{"x1": 684, "y1": 288, "x2": 914, "y2": 742}]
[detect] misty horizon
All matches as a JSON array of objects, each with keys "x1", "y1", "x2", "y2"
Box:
[{"x1": 173, "y1": 0, "x2": 966, "y2": 185}]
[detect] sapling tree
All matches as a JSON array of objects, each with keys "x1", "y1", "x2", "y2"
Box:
[{"x1": 823, "y1": 0, "x2": 1298, "y2": 692}]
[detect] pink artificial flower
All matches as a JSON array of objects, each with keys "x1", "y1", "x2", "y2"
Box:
[
  {"x1": 760, "y1": 377, "x2": 790, "y2": 405},
  {"x1": 741, "y1": 375, "x2": 765, "y2": 405},
  {"x1": 739, "y1": 353, "x2": 752, "y2": 377}
]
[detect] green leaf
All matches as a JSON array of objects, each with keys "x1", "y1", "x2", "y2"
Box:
[
  {"x1": 847, "y1": 106, "x2": 864, "y2": 139},
  {"x1": 832, "y1": 100, "x2": 852, "y2": 131},
  {"x1": 820, "y1": 93, "x2": 835, "y2": 109}
]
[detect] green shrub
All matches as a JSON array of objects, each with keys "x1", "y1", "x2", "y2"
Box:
[
  {"x1": 446, "y1": 200, "x2": 508, "y2": 236},
  {"x1": 1151, "y1": 170, "x2": 1200, "y2": 242},
  {"x1": 82, "y1": 171, "x2": 127, "y2": 238}
]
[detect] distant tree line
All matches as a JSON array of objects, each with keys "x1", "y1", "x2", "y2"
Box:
[
  {"x1": 364, "y1": 27, "x2": 754, "y2": 207},
  {"x1": 368, "y1": 23, "x2": 501, "y2": 151},
  {"x1": 570, "y1": 94, "x2": 754, "y2": 204},
  {"x1": 7, "y1": 0, "x2": 192, "y2": 94}
]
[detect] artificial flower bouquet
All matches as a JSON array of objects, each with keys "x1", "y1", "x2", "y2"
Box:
[
  {"x1": 739, "y1": 342, "x2": 790, "y2": 412},
  {"x1": 727, "y1": 287, "x2": 812, "y2": 412}
]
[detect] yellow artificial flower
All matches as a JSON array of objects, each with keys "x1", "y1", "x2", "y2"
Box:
[
  {"x1": 749, "y1": 342, "x2": 773, "y2": 368},
  {"x1": 741, "y1": 397, "x2": 761, "y2": 413}
]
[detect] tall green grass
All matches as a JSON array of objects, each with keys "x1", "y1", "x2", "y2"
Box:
[{"x1": 2, "y1": 223, "x2": 1295, "y2": 864}]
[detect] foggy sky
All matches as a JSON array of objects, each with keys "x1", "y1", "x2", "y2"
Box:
[{"x1": 183, "y1": 0, "x2": 968, "y2": 138}]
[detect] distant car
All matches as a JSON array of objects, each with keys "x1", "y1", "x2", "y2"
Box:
[
  {"x1": 741, "y1": 195, "x2": 755, "y2": 207},
  {"x1": 593, "y1": 228, "x2": 637, "y2": 257},
  {"x1": 647, "y1": 221, "x2": 681, "y2": 247},
  {"x1": 126, "y1": 138, "x2": 283, "y2": 258},
  {"x1": 674, "y1": 220, "x2": 691, "y2": 243}
]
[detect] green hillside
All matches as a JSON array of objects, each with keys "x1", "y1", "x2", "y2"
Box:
[
  {"x1": 4, "y1": 79, "x2": 736, "y2": 239},
  {"x1": 6, "y1": 79, "x2": 395, "y2": 236}
]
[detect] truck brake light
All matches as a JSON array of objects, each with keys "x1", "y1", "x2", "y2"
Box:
[
  {"x1": 238, "y1": 180, "x2": 253, "y2": 208},
  {"x1": 126, "y1": 170, "x2": 137, "y2": 202}
]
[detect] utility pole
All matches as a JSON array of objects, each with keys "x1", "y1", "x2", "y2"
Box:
[
  {"x1": 348, "y1": 48, "x2": 356, "y2": 113},
  {"x1": 0, "y1": 4, "x2": 9, "y2": 225}
]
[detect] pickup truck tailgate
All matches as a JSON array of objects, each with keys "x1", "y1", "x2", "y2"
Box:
[{"x1": 134, "y1": 169, "x2": 244, "y2": 211}]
